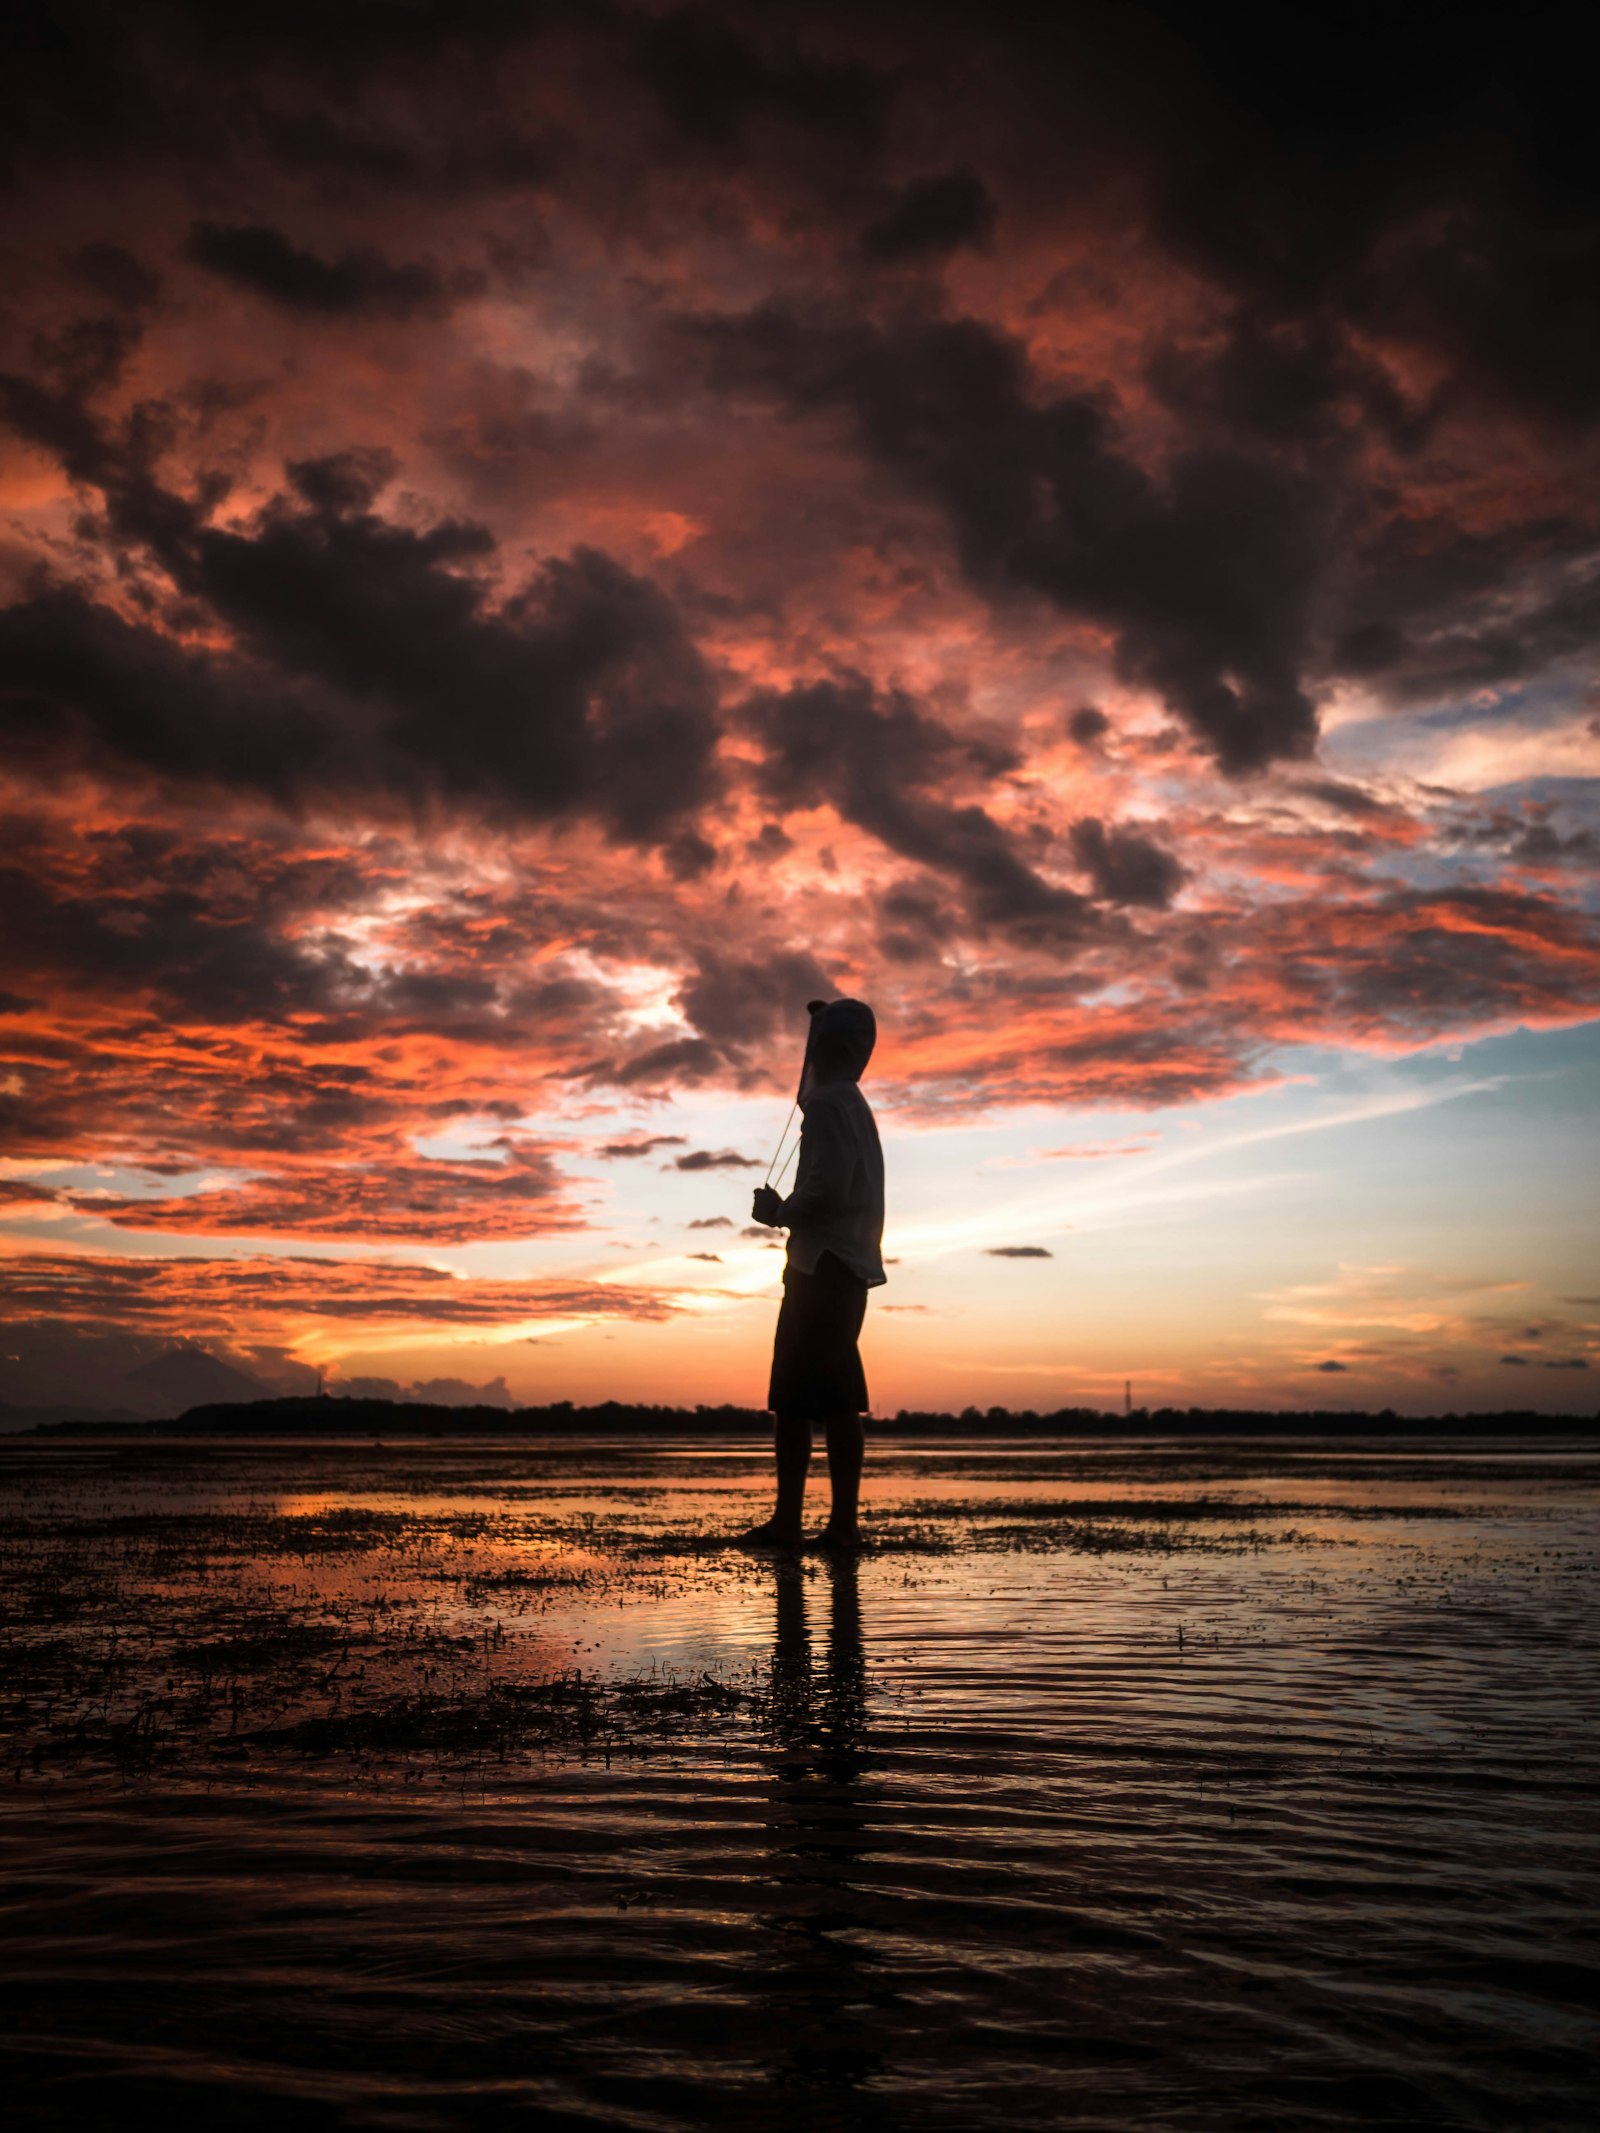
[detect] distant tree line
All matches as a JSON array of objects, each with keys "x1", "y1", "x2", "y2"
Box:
[{"x1": 30, "y1": 1395, "x2": 1597, "y2": 1437}]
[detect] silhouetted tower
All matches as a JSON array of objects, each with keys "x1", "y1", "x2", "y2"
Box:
[
  {"x1": 1124, "y1": 1379, "x2": 1131, "y2": 1419},
  {"x1": 317, "y1": 1366, "x2": 326, "y2": 1400}
]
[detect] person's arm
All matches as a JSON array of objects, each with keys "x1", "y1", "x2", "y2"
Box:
[{"x1": 776, "y1": 1100, "x2": 852, "y2": 1227}]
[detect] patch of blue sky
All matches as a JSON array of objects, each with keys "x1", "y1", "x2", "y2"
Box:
[
  {"x1": 1471, "y1": 771, "x2": 1600, "y2": 817},
  {"x1": 1357, "y1": 833, "x2": 1514, "y2": 895},
  {"x1": 1414, "y1": 677, "x2": 1580, "y2": 736},
  {"x1": 1247, "y1": 1024, "x2": 1600, "y2": 1246},
  {"x1": 1326, "y1": 670, "x2": 1591, "y2": 769},
  {"x1": 1259, "y1": 1021, "x2": 1600, "y2": 1108}
]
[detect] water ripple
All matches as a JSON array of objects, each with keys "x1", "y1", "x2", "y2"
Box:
[{"x1": 1, "y1": 1435, "x2": 1596, "y2": 2129}]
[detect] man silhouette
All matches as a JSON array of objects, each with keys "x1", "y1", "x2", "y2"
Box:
[{"x1": 742, "y1": 998, "x2": 886, "y2": 1550}]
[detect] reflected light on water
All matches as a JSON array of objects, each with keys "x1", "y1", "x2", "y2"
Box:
[{"x1": 0, "y1": 1433, "x2": 1596, "y2": 2130}]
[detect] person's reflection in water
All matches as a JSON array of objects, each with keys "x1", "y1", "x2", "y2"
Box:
[{"x1": 756, "y1": 1553, "x2": 900, "y2": 2131}]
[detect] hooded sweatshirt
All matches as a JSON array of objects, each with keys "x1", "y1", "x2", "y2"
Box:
[{"x1": 777, "y1": 997, "x2": 886, "y2": 1287}]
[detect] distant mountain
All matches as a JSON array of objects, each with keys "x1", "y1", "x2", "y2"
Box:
[{"x1": 119, "y1": 1345, "x2": 268, "y2": 1418}]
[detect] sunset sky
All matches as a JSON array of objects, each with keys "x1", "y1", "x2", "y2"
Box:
[{"x1": 2, "y1": 3, "x2": 1596, "y2": 1419}]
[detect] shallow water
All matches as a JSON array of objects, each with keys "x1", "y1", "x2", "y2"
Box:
[{"x1": 1, "y1": 1434, "x2": 1596, "y2": 2129}]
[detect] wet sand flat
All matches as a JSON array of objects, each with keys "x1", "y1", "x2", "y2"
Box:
[{"x1": 1, "y1": 1433, "x2": 1596, "y2": 2130}]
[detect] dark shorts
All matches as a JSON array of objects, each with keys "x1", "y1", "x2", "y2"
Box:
[{"x1": 767, "y1": 1250, "x2": 870, "y2": 1421}]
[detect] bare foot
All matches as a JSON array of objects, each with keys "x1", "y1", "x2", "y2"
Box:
[
  {"x1": 810, "y1": 1524, "x2": 864, "y2": 1552},
  {"x1": 734, "y1": 1520, "x2": 803, "y2": 1551}
]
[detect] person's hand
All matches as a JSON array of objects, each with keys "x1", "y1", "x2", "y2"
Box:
[{"x1": 751, "y1": 1185, "x2": 784, "y2": 1228}]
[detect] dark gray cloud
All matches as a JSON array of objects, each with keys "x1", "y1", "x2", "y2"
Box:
[
  {"x1": 0, "y1": 825, "x2": 614, "y2": 1119},
  {"x1": 0, "y1": 416, "x2": 721, "y2": 847},
  {"x1": 1505, "y1": 820, "x2": 1597, "y2": 869},
  {"x1": 986, "y1": 1245, "x2": 1052, "y2": 1258},
  {"x1": 598, "y1": 1134, "x2": 689, "y2": 1159},
  {"x1": 1308, "y1": 887, "x2": 1600, "y2": 1035},
  {"x1": 747, "y1": 672, "x2": 1095, "y2": 941},
  {"x1": 1113, "y1": 8, "x2": 1600, "y2": 433},
  {"x1": 0, "y1": 5, "x2": 1594, "y2": 1141},
  {"x1": 94, "y1": 1136, "x2": 577, "y2": 1244},
  {"x1": 677, "y1": 949, "x2": 835, "y2": 1046},
  {"x1": 879, "y1": 882, "x2": 960, "y2": 964},
  {"x1": 70, "y1": 241, "x2": 164, "y2": 310},
  {"x1": 1145, "y1": 310, "x2": 1431, "y2": 460},
  {"x1": 587, "y1": 1037, "x2": 727, "y2": 1090},
  {"x1": 5, "y1": 3, "x2": 1593, "y2": 777},
  {"x1": 707, "y1": 312, "x2": 1326, "y2": 773},
  {"x1": 673, "y1": 1148, "x2": 759, "y2": 1172},
  {"x1": 1297, "y1": 777, "x2": 1394, "y2": 820},
  {"x1": 1, "y1": 2, "x2": 895, "y2": 213},
  {"x1": 252, "y1": 106, "x2": 557, "y2": 197},
  {"x1": 1068, "y1": 818, "x2": 1185, "y2": 909},
  {"x1": 186, "y1": 222, "x2": 459, "y2": 319},
  {"x1": 1325, "y1": 527, "x2": 1600, "y2": 703},
  {"x1": 862, "y1": 170, "x2": 996, "y2": 261},
  {"x1": 635, "y1": 9, "x2": 896, "y2": 154},
  {"x1": 0, "y1": 0, "x2": 562, "y2": 182},
  {"x1": 1467, "y1": 802, "x2": 1600, "y2": 865},
  {"x1": 7, "y1": 1, "x2": 1594, "y2": 457},
  {"x1": 1313, "y1": 1360, "x2": 1350, "y2": 1373},
  {"x1": 0, "y1": 848, "x2": 358, "y2": 1033}
]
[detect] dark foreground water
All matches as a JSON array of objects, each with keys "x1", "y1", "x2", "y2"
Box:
[{"x1": 1, "y1": 1434, "x2": 1596, "y2": 2130}]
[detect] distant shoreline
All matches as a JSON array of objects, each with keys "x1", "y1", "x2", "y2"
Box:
[{"x1": 17, "y1": 1395, "x2": 1599, "y2": 1439}]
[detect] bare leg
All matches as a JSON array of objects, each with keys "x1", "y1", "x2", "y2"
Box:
[
  {"x1": 737, "y1": 1412, "x2": 811, "y2": 1547},
  {"x1": 820, "y1": 1412, "x2": 865, "y2": 1543}
]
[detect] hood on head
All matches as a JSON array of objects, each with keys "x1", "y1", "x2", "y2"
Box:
[{"x1": 798, "y1": 996, "x2": 876, "y2": 1100}]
